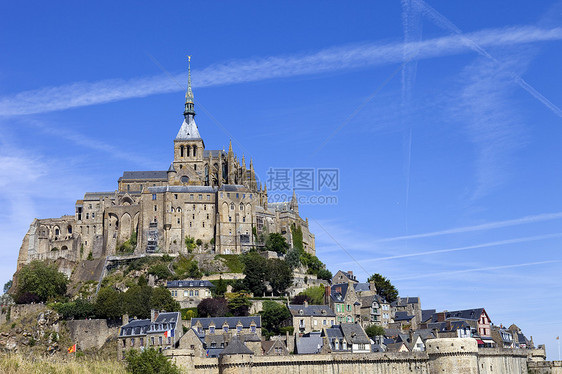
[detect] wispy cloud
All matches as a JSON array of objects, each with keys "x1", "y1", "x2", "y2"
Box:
[
  {"x1": 377, "y1": 211, "x2": 562, "y2": 242},
  {"x1": 413, "y1": 0, "x2": 562, "y2": 118},
  {"x1": 342, "y1": 232, "x2": 562, "y2": 264},
  {"x1": 1, "y1": 26, "x2": 561, "y2": 116},
  {"x1": 393, "y1": 260, "x2": 559, "y2": 281}
]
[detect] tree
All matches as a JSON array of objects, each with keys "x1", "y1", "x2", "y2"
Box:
[
  {"x1": 297, "y1": 286, "x2": 325, "y2": 305},
  {"x1": 260, "y1": 301, "x2": 291, "y2": 336},
  {"x1": 367, "y1": 273, "x2": 398, "y2": 303},
  {"x1": 184, "y1": 236, "x2": 196, "y2": 253},
  {"x1": 365, "y1": 324, "x2": 385, "y2": 339},
  {"x1": 214, "y1": 277, "x2": 227, "y2": 296},
  {"x1": 148, "y1": 264, "x2": 172, "y2": 280},
  {"x1": 125, "y1": 347, "x2": 181, "y2": 374},
  {"x1": 197, "y1": 297, "x2": 229, "y2": 317},
  {"x1": 187, "y1": 261, "x2": 203, "y2": 278},
  {"x1": 267, "y1": 259, "x2": 293, "y2": 295},
  {"x1": 151, "y1": 287, "x2": 180, "y2": 312},
  {"x1": 3, "y1": 280, "x2": 13, "y2": 294},
  {"x1": 316, "y1": 268, "x2": 332, "y2": 281},
  {"x1": 285, "y1": 248, "x2": 301, "y2": 270},
  {"x1": 95, "y1": 287, "x2": 123, "y2": 320},
  {"x1": 291, "y1": 224, "x2": 304, "y2": 251},
  {"x1": 124, "y1": 284, "x2": 153, "y2": 319},
  {"x1": 56, "y1": 298, "x2": 96, "y2": 320},
  {"x1": 15, "y1": 261, "x2": 68, "y2": 303},
  {"x1": 265, "y1": 233, "x2": 290, "y2": 254},
  {"x1": 241, "y1": 252, "x2": 267, "y2": 296},
  {"x1": 226, "y1": 292, "x2": 251, "y2": 316}
]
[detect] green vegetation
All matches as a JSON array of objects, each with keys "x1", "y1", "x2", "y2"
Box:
[
  {"x1": 173, "y1": 255, "x2": 202, "y2": 278},
  {"x1": 260, "y1": 301, "x2": 291, "y2": 338},
  {"x1": 96, "y1": 287, "x2": 124, "y2": 320},
  {"x1": 291, "y1": 223, "x2": 304, "y2": 251},
  {"x1": 87, "y1": 252, "x2": 94, "y2": 260},
  {"x1": 215, "y1": 254, "x2": 245, "y2": 273},
  {"x1": 267, "y1": 259, "x2": 293, "y2": 295},
  {"x1": 184, "y1": 236, "x2": 196, "y2": 253},
  {"x1": 14, "y1": 260, "x2": 68, "y2": 303},
  {"x1": 197, "y1": 297, "x2": 229, "y2": 317},
  {"x1": 125, "y1": 348, "x2": 181, "y2": 374},
  {"x1": 180, "y1": 307, "x2": 198, "y2": 320},
  {"x1": 117, "y1": 232, "x2": 137, "y2": 254},
  {"x1": 3, "y1": 280, "x2": 12, "y2": 294},
  {"x1": 148, "y1": 263, "x2": 172, "y2": 280},
  {"x1": 297, "y1": 285, "x2": 325, "y2": 305},
  {"x1": 365, "y1": 324, "x2": 385, "y2": 338},
  {"x1": 241, "y1": 251, "x2": 268, "y2": 296},
  {"x1": 225, "y1": 292, "x2": 251, "y2": 316},
  {"x1": 367, "y1": 273, "x2": 398, "y2": 303},
  {"x1": 53, "y1": 298, "x2": 96, "y2": 319},
  {"x1": 265, "y1": 232, "x2": 290, "y2": 254}
]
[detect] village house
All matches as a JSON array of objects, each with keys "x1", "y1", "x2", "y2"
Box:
[
  {"x1": 117, "y1": 310, "x2": 182, "y2": 359},
  {"x1": 287, "y1": 302, "x2": 336, "y2": 333},
  {"x1": 322, "y1": 323, "x2": 371, "y2": 353},
  {"x1": 430, "y1": 308, "x2": 494, "y2": 347},
  {"x1": 166, "y1": 279, "x2": 214, "y2": 308}
]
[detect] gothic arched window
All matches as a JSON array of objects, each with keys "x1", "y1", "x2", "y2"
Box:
[
  {"x1": 186, "y1": 145, "x2": 191, "y2": 158},
  {"x1": 193, "y1": 145, "x2": 197, "y2": 158},
  {"x1": 180, "y1": 145, "x2": 184, "y2": 157}
]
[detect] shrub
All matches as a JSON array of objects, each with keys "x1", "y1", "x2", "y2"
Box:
[
  {"x1": 15, "y1": 261, "x2": 68, "y2": 303},
  {"x1": 125, "y1": 348, "x2": 181, "y2": 374},
  {"x1": 148, "y1": 264, "x2": 172, "y2": 280}
]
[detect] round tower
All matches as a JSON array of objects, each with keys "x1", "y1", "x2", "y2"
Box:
[{"x1": 426, "y1": 338, "x2": 479, "y2": 374}]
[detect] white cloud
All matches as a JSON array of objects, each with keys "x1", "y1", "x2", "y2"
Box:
[{"x1": 1, "y1": 26, "x2": 561, "y2": 116}]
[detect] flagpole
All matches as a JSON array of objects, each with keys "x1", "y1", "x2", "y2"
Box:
[{"x1": 558, "y1": 337, "x2": 560, "y2": 361}]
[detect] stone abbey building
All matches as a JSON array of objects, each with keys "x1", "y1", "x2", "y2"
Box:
[{"x1": 16, "y1": 61, "x2": 315, "y2": 270}]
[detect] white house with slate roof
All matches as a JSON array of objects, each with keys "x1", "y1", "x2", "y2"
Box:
[
  {"x1": 322, "y1": 323, "x2": 371, "y2": 353},
  {"x1": 167, "y1": 279, "x2": 214, "y2": 308},
  {"x1": 118, "y1": 310, "x2": 182, "y2": 359}
]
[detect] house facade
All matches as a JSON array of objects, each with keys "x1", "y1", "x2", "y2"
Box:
[
  {"x1": 167, "y1": 279, "x2": 214, "y2": 308},
  {"x1": 288, "y1": 303, "x2": 336, "y2": 333}
]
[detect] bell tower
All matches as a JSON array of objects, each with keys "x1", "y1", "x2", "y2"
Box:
[{"x1": 172, "y1": 56, "x2": 205, "y2": 185}]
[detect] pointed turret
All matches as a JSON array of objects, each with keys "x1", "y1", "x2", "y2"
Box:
[
  {"x1": 290, "y1": 189, "x2": 299, "y2": 214},
  {"x1": 228, "y1": 139, "x2": 233, "y2": 154}
]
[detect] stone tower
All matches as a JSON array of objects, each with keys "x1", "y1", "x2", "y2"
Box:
[{"x1": 171, "y1": 56, "x2": 206, "y2": 186}]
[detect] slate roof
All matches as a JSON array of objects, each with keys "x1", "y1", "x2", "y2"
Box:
[
  {"x1": 288, "y1": 304, "x2": 335, "y2": 317},
  {"x1": 120, "y1": 312, "x2": 180, "y2": 337},
  {"x1": 353, "y1": 283, "x2": 371, "y2": 292},
  {"x1": 167, "y1": 280, "x2": 215, "y2": 289},
  {"x1": 203, "y1": 149, "x2": 227, "y2": 158},
  {"x1": 148, "y1": 185, "x2": 216, "y2": 194},
  {"x1": 218, "y1": 184, "x2": 248, "y2": 192},
  {"x1": 340, "y1": 323, "x2": 370, "y2": 344},
  {"x1": 191, "y1": 316, "x2": 261, "y2": 329},
  {"x1": 220, "y1": 336, "x2": 254, "y2": 356},
  {"x1": 175, "y1": 117, "x2": 202, "y2": 140},
  {"x1": 268, "y1": 202, "x2": 292, "y2": 212},
  {"x1": 296, "y1": 332, "x2": 323, "y2": 354},
  {"x1": 119, "y1": 171, "x2": 168, "y2": 181},
  {"x1": 427, "y1": 320, "x2": 471, "y2": 332},
  {"x1": 386, "y1": 342, "x2": 409, "y2": 352},
  {"x1": 394, "y1": 311, "x2": 415, "y2": 321},
  {"x1": 421, "y1": 309, "x2": 436, "y2": 323},
  {"x1": 330, "y1": 284, "x2": 349, "y2": 302},
  {"x1": 432, "y1": 308, "x2": 485, "y2": 322},
  {"x1": 391, "y1": 297, "x2": 419, "y2": 307}
]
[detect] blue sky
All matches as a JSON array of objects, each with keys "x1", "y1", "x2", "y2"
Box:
[{"x1": 1, "y1": 0, "x2": 562, "y2": 358}]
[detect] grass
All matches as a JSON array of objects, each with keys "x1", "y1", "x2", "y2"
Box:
[
  {"x1": 0, "y1": 353, "x2": 126, "y2": 374},
  {"x1": 215, "y1": 254, "x2": 245, "y2": 273}
]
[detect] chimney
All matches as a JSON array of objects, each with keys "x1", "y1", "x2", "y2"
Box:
[
  {"x1": 432, "y1": 328, "x2": 439, "y2": 339},
  {"x1": 369, "y1": 281, "x2": 377, "y2": 293},
  {"x1": 437, "y1": 312, "x2": 446, "y2": 322},
  {"x1": 348, "y1": 271, "x2": 353, "y2": 276},
  {"x1": 122, "y1": 314, "x2": 129, "y2": 326},
  {"x1": 151, "y1": 309, "x2": 159, "y2": 323},
  {"x1": 408, "y1": 329, "x2": 414, "y2": 343},
  {"x1": 324, "y1": 286, "x2": 331, "y2": 304},
  {"x1": 304, "y1": 300, "x2": 308, "y2": 308}
]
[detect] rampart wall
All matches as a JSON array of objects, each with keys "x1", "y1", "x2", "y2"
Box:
[{"x1": 166, "y1": 338, "x2": 547, "y2": 374}]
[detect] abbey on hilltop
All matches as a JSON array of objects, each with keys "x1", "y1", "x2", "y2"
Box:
[{"x1": 16, "y1": 59, "x2": 315, "y2": 270}]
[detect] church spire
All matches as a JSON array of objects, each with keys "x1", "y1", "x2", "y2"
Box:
[{"x1": 184, "y1": 56, "x2": 195, "y2": 119}]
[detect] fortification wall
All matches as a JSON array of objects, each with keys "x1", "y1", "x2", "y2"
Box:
[
  {"x1": 66, "y1": 319, "x2": 118, "y2": 350},
  {"x1": 528, "y1": 361, "x2": 562, "y2": 374},
  {"x1": 166, "y1": 338, "x2": 539, "y2": 374}
]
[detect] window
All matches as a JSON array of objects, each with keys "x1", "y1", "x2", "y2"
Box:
[
  {"x1": 140, "y1": 337, "x2": 144, "y2": 346},
  {"x1": 198, "y1": 194, "x2": 202, "y2": 200},
  {"x1": 175, "y1": 194, "x2": 178, "y2": 200},
  {"x1": 159, "y1": 337, "x2": 163, "y2": 345},
  {"x1": 152, "y1": 194, "x2": 157, "y2": 200},
  {"x1": 243, "y1": 194, "x2": 246, "y2": 199},
  {"x1": 237, "y1": 325, "x2": 242, "y2": 333},
  {"x1": 184, "y1": 291, "x2": 188, "y2": 297},
  {"x1": 189, "y1": 290, "x2": 194, "y2": 296},
  {"x1": 202, "y1": 222, "x2": 205, "y2": 227},
  {"x1": 151, "y1": 337, "x2": 155, "y2": 345},
  {"x1": 168, "y1": 337, "x2": 171, "y2": 345},
  {"x1": 209, "y1": 326, "x2": 215, "y2": 334},
  {"x1": 122, "y1": 340, "x2": 126, "y2": 348},
  {"x1": 131, "y1": 338, "x2": 135, "y2": 347},
  {"x1": 207, "y1": 195, "x2": 210, "y2": 200},
  {"x1": 195, "y1": 290, "x2": 199, "y2": 296},
  {"x1": 92, "y1": 213, "x2": 95, "y2": 218},
  {"x1": 177, "y1": 219, "x2": 180, "y2": 224},
  {"x1": 236, "y1": 193, "x2": 239, "y2": 198},
  {"x1": 250, "y1": 325, "x2": 256, "y2": 333},
  {"x1": 207, "y1": 214, "x2": 209, "y2": 220},
  {"x1": 154, "y1": 205, "x2": 157, "y2": 212},
  {"x1": 223, "y1": 326, "x2": 229, "y2": 332},
  {"x1": 190, "y1": 194, "x2": 194, "y2": 200},
  {"x1": 204, "y1": 204, "x2": 207, "y2": 210},
  {"x1": 228, "y1": 216, "x2": 232, "y2": 222},
  {"x1": 86, "y1": 213, "x2": 89, "y2": 220}
]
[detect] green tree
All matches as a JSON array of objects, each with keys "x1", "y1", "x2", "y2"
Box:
[
  {"x1": 187, "y1": 261, "x2": 203, "y2": 278},
  {"x1": 298, "y1": 285, "x2": 325, "y2": 305},
  {"x1": 285, "y1": 248, "x2": 302, "y2": 270},
  {"x1": 365, "y1": 324, "x2": 385, "y2": 339},
  {"x1": 184, "y1": 236, "x2": 196, "y2": 253},
  {"x1": 95, "y1": 287, "x2": 124, "y2": 320},
  {"x1": 124, "y1": 284, "x2": 153, "y2": 319},
  {"x1": 3, "y1": 280, "x2": 12, "y2": 294},
  {"x1": 125, "y1": 347, "x2": 181, "y2": 374},
  {"x1": 260, "y1": 301, "x2": 291, "y2": 336},
  {"x1": 226, "y1": 292, "x2": 251, "y2": 316},
  {"x1": 267, "y1": 259, "x2": 293, "y2": 295},
  {"x1": 214, "y1": 277, "x2": 227, "y2": 296},
  {"x1": 242, "y1": 252, "x2": 267, "y2": 296},
  {"x1": 265, "y1": 233, "x2": 290, "y2": 254},
  {"x1": 367, "y1": 273, "x2": 398, "y2": 303},
  {"x1": 148, "y1": 264, "x2": 172, "y2": 280},
  {"x1": 316, "y1": 268, "x2": 332, "y2": 281},
  {"x1": 15, "y1": 261, "x2": 68, "y2": 303},
  {"x1": 56, "y1": 298, "x2": 96, "y2": 320},
  {"x1": 150, "y1": 287, "x2": 180, "y2": 312}
]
